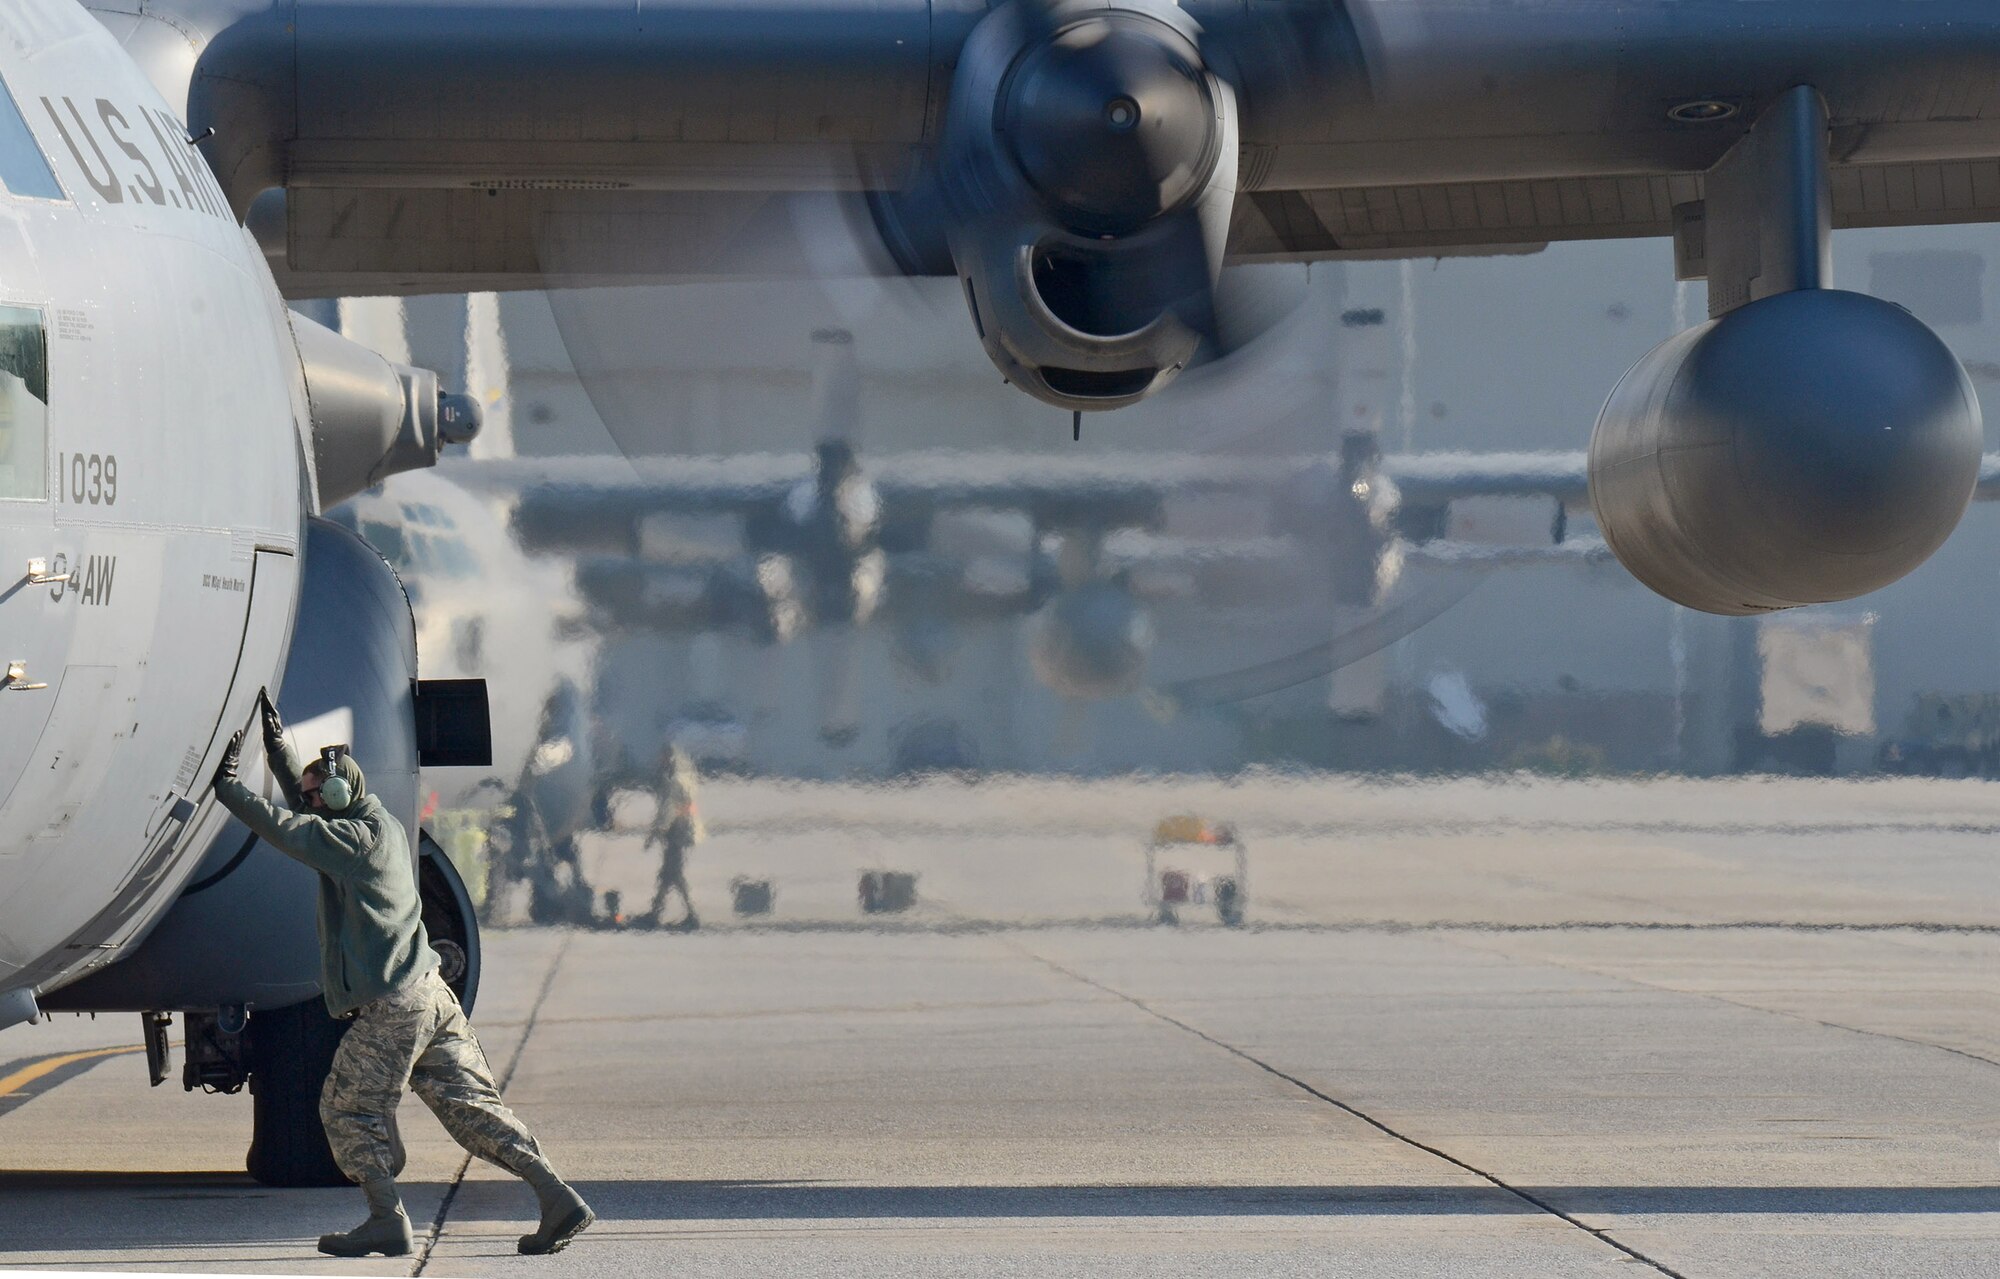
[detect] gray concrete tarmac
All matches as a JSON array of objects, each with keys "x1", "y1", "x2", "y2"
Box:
[{"x1": 4, "y1": 776, "x2": 2000, "y2": 1276}]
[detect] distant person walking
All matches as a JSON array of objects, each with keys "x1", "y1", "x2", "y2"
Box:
[
  {"x1": 646, "y1": 744, "x2": 705, "y2": 929},
  {"x1": 212, "y1": 690, "x2": 594, "y2": 1258}
]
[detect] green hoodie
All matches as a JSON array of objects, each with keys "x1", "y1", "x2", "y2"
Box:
[{"x1": 215, "y1": 739, "x2": 436, "y2": 1017}]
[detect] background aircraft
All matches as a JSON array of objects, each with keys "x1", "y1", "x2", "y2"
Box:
[
  {"x1": 348, "y1": 280, "x2": 2000, "y2": 781},
  {"x1": 421, "y1": 314, "x2": 1621, "y2": 769}
]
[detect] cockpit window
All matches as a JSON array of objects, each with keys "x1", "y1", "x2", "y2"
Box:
[
  {"x1": 0, "y1": 77, "x2": 61, "y2": 201},
  {"x1": 0, "y1": 305, "x2": 48, "y2": 500}
]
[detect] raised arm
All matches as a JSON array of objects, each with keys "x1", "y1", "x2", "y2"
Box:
[
  {"x1": 209, "y1": 727, "x2": 374, "y2": 876},
  {"x1": 259, "y1": 690, "x2": 307, "y2": 809},
  {"x1": 215, "y1": 777, "x2": 377, "y2": 878}
]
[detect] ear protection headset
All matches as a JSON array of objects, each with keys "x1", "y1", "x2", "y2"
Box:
[{"x1": 318, "y1": 744, "x2": 355, "y2": 811}]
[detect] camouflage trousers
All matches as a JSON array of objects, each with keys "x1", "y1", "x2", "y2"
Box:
[
  {"x1": 648, "y1": 833, "x2": 693, "y2": 920},
  {"x1": 320, "y1": 968, "x2": 544, "y2": 1185}
]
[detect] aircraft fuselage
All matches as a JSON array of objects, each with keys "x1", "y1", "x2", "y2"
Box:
[{"x1": 0, "y1": 0, "x2": 306, "y2": 1016}]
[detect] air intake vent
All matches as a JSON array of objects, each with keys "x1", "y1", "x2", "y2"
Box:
[{"x1": 1040, "y1": 366, "x2": 1157, "y2": 399}]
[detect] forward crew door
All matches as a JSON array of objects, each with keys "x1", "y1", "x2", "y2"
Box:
[
  {"x1": 0, "y1": 67, "x2": 69, "y2": 853},
  {"x1": 0, "y1": 303, "x2": 63, "y2": 841}
]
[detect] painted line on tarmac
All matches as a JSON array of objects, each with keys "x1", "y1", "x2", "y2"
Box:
[
  {"x1": 1013, "y1": 944, "x2": 1690, "y2": 1279},
  {"x1": 410, "y1": 930, "x2": 574, "y2": 1278},
  {"x1": 0, "y1": 1044, "x2": 144, "y2": 1118}
]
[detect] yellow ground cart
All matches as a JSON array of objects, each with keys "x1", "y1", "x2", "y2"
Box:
[{"x1": 1144, "y1": 815, "x2": 1247, "y2": 926}]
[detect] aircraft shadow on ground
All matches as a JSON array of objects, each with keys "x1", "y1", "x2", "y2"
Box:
[{"x1": 5, "y1": 1172, "x2": 1998, "y2": 1251}]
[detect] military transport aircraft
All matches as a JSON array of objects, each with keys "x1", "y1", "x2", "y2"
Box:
[
  {"x1": 0, "y1": 1, "x2": 487, "y2": 1187},
  {"x1": 6, "y1": 0, "x2": 2000, "y2": 1194}
]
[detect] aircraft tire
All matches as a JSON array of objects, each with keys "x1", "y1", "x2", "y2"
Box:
[
  {"x1": 419, "y1": 831, "x2": 483, "y2": 1015},
  {"x1": 1215, "y1": 878, "x2": 1244, "y2": 928},
  {"x1": 245, "y1": 999, "x2": 349, "y2": 1187}
]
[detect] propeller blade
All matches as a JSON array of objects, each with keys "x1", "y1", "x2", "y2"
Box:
[{"x1": 1149, "y1": 572, "x2": 1486, "y2": 714}]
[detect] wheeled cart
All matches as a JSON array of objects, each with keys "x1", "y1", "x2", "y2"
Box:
[{"x1": 1144, "y1": 815, "x2": 1247, "y2": 927}]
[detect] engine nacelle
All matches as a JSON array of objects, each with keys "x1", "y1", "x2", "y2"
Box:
[
  {"x1": 937, "y1": 0, "x2": 1238, "y2": 410},
  {"x1": 1589, "y1": 289, "x2": 1981, "y2": 615},
  {"x1": 290, "y1": 311, "x2": 482, "y2": 508}
]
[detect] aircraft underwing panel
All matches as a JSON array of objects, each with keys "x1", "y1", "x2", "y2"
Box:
[
  {"x1": 261, "y1": 155, "x2": 2000, "y2": 298},
  {"x1": 1233, "y1": 161, "x2": 2000, "y2": 260}
]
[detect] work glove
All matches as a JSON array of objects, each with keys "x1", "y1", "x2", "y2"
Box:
[
  {"x1": 214, "y1": 730, "x2": 243, "y2": 788},
  {"x1": 258, "y1": 688, "x2": 287, "y2": 756}
]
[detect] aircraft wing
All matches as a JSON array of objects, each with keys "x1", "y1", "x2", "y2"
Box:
[
  {"x1": 1384, "y1": 452, "x2": 1590, "y2": 509},
  {"x1": 1390, "y1": 451, "x2": 2000, "y2": 510},
  {"x1": 461, "y1": 451, "x2": 1310, "y2": 556},
  {"x1": 451, "y1": 455, "x2": 799, "y2": 507},
  {"x1": 99, "y1": 1, "x2": 2000, "y2": 293}
]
